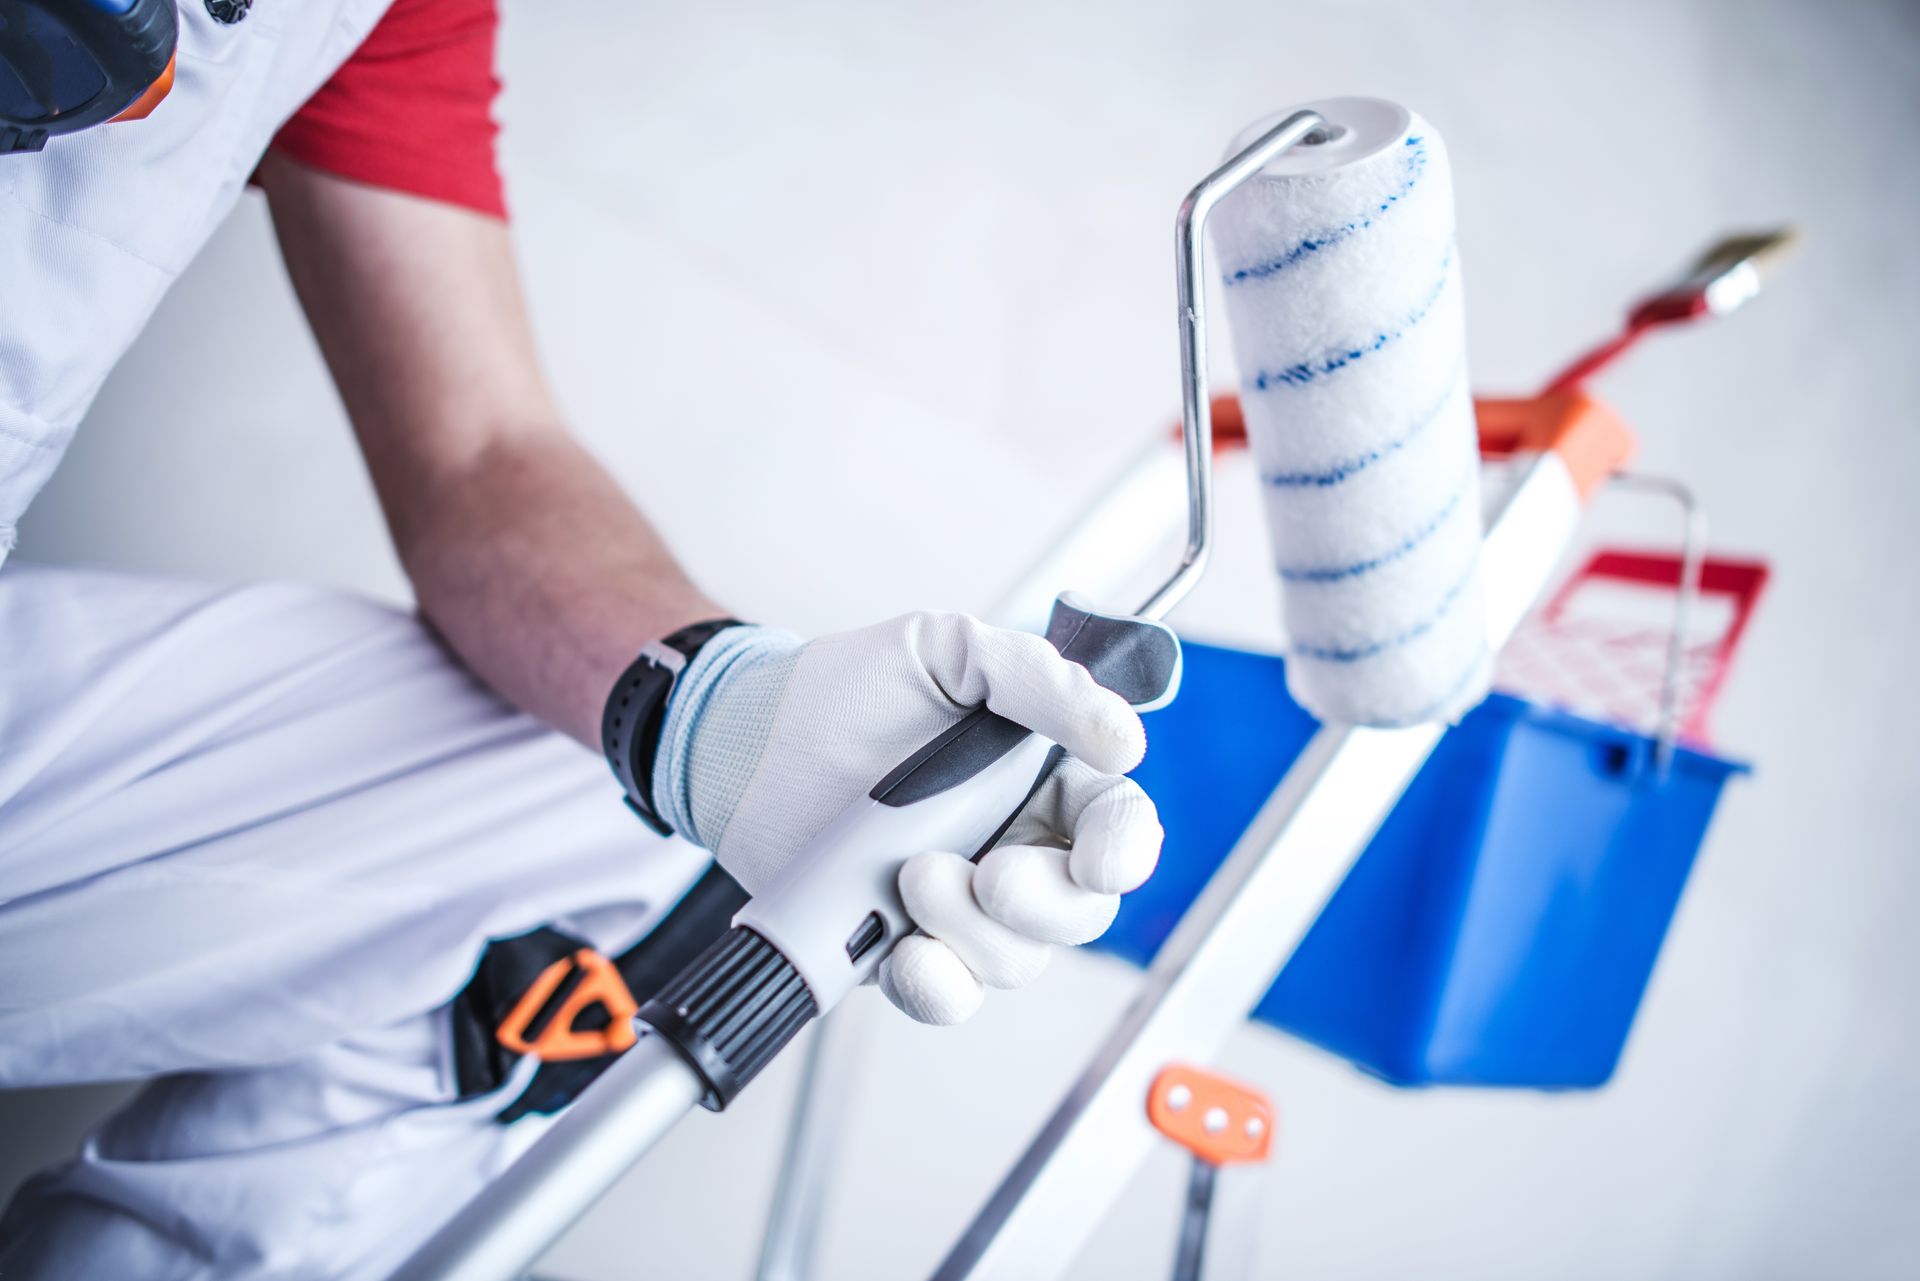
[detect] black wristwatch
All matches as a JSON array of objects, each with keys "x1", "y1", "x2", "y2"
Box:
[{"x1": 602, "y1": 617, "x2": 745, "y2": 836}]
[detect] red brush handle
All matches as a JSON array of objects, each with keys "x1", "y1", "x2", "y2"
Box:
[{"x1": 1542, "y1": 293, "x2": 1713, "y2": 396}]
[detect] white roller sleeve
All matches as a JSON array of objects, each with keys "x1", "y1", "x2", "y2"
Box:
[{"x1": 1212, "y1": 96, "x2": 1491, "y2": 726}]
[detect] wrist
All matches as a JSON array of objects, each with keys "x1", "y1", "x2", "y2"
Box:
[{"x1": 575, "y1": 592, "x2": 729, "y2": 737}]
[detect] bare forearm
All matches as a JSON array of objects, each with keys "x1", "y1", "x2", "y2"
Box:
[
  {"x1": 390, "y1": 428, "x2": 724, "y2": 746},
  {"x1": 257, "y1": 158, "x2": 723, "y2": 745}
]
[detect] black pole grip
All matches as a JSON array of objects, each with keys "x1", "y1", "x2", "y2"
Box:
[{"x1": 638, "y1": 926, "x2": 817, "y2": 1111}]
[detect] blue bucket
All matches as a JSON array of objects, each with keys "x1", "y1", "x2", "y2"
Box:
[{"x1": 1097, "y1": 638, "x2": 1748, "y2": 1089}]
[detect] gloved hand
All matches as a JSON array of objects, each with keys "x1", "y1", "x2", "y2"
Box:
[{"x1": 652, "y1": 611, "x2": 1163, "y2": 1024}]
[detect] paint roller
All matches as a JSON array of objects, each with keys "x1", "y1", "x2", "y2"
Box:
[
  {"x1": 396, "y1": 101, "x2": 1490, "y2": 1281},
  {"x1": 1212, "y1": 96, "x2": 1491, "y2": 727}
]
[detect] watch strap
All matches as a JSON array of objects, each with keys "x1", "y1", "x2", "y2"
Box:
[{"x1": 603, "y1": 617, "x2": 744, "y2": 836}]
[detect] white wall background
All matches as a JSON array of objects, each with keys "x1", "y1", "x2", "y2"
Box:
[{"x1": 5, "y1": 1, "x2": 1917, "y2": 1277}]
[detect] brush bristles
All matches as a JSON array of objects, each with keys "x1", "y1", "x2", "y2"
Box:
[{"x1": 1690, "y1": 228, "x2": 1800, "y2": 284}]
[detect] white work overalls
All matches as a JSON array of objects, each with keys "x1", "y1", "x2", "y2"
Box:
[{"x1": 0, "y1": 6, "x2": 709, "y2": 1277}]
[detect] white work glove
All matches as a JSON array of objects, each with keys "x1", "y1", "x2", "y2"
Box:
[{"x1": 652, "y1": 612, "x2": 1163, "y2": 1024}]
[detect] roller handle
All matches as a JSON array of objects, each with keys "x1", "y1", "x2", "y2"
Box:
[
  {"x1": 639, "y1": 594, "x2": 1182, "y2": 1110},
  {"x1": 871, "y1": 593, "x2": 1183, "y2": 809}
]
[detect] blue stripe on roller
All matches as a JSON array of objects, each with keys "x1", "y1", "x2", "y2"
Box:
[
  {"x1": 1289, "y1": 559, "x2": 1478, "y2": 664},
  {"x1": 1223, "y1": 137, "x2": 1428, "y2": 288},
  {"x1": 1277, "y1": 479, "x2": 1468, "y2": 583},
  {"x1": 1261, "y1": 359, "x2": 1466, "y2": 489},
  {"x1": 1244, "y1": 242, "x2": 1456, "y2": 392}
]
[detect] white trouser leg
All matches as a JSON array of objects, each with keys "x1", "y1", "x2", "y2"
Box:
[
  {"x1": 0, "y1": 562, "x2": 710, "y2": 1277},
  {"x1": 0, "y1": 1015, "x2": 559, "y2": 1281}
]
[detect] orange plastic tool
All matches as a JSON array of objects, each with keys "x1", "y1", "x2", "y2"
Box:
[{"x1": 1147, "y1": 1064, "x2": 1274, "y2": 1167}]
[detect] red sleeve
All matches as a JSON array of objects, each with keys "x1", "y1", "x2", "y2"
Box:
[{"x1": 272, "y1": 0, "x2": 506, "y2": 220}]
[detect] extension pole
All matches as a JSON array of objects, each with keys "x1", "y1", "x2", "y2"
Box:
[{"x1": 388, "y1": 1035, "x2": 703, "y2": 1281}]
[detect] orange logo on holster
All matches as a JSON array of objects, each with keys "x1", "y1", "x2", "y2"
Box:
[{"x1": 495, "y1": 948, "x2": 640, "y2": 1062}]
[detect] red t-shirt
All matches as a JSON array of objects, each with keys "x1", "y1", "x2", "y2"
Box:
[{"x1": 271, "y1": 0, "x2": 506, "y2": 219}]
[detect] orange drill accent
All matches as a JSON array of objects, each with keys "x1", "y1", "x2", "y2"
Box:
[
  {"x1": 496, "y1": 948, "x2": 640, "y2": 1062},
  {"x1": 1473, "y1": 392, "x2": 1638, "y2": 502},
  {"x1": 110, "y1": 51, "x2": 176, "y2": 124},
  {"x1": 1147, "y1": 1064, "x2": 1274, "y2": 1167}
]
